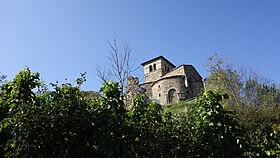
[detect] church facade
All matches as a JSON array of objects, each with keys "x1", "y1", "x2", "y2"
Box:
[{"x1": 139, "y1": 56, "x2": 204, "y2": 104}]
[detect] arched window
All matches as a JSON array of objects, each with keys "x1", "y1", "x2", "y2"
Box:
[
  {"x1": 149, "y1": 65, "x2": 153, "y2": 72},
  {"x1": 153, "y1": 63, "x2": 156, "y2": 70}
]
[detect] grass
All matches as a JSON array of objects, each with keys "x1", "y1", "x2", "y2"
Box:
[{"x1": 163, "y1": 101, "x2": 195, "y2": 114}]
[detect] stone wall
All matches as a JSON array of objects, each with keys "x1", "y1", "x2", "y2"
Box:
[
  {"x1": 143, "y1": 58, "x2": 176, "y2": 83},
  {"x1": 186, "y1": 81, "x2": 204, "y2": 99},
  {"x1": 158, "y1": 65, "x2": 204, "y2": 100},
  {"x1": 183, "y1": 65, "x2": 204, "y2": 98},
  {"x1": 144, "y1": 69, "x2": 162, "y2": 83},
  {"x1": 140, "y1": 82, "x2": 153, "y2": 98},
  {"x1": 183, "y1": 65, "x2": 203, "y2": 81},
  {"x1": 127, "y1": 57, "x2": 204, "y2": 105},
  {"x1": 125, "y1": 76, "x2": 145, "y2": 108},
  {"x1": 161, "y1": 66, "x2": 185, "y2": 78},
  {"x1": 151, "y1": 76, "x2": 186, "y2": 105},
  {"x1": 143, "y1": 60, "x2": 163, "y2": 83},
  {"x1": 160, "y1": 59, "x2": 176, "y2": 76}
]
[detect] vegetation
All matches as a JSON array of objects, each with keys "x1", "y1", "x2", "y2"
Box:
[
  {"x1": 205, "y1": 54, "x2": 280, "y2": 157},
  {"x1": 96, "y1": 36, "x2": 138, "y2": 93},
  {"x1": 163, "y1": 101, "x2": 194, "y2": 113},
  {"x1": 0, "y1": 53, "x2": 279, "y2": 158},
  {"x1": 0, "y1": 72, "x2": 6, "y2": 84},
  {"x1": 205, "y1": 54, "x2": 280, "y2": 108}
]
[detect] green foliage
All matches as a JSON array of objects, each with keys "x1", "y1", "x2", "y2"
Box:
[
  {"x1": 205, "y1": 54, "x2": 280, "y2": 157},
  {"x1": 205, "y1": 53, "x2": 280, "y2": 107},
  {"x1": 163, "y1": 101, "x2": 194, "y2": 113},
  {"x1": 249, "y1": 125, "x2": 280, "y2": 157},
  {"x1": 81, "y1": 91, "x2": 100, "y2": 102},
  {"x1": 75, "y1": 72, "x2": 86, "y2": 88},
  {"x1": 91, "y1": 81, "x2": 128, "y2": 157},
  {"x1": 193, "y1": 91, "x2": 248, "y2": 157},
  {"x1": 0, "y1": 68, "x2": 95, "y2": 157},
  {"x1": 0, "y1": 67, "x2": 279, "y2": 157},
  {"x1": 205, "y1": 54, "x2": 243, "y2": 106},
  {"x1": 228, "y1": 104, "x2": 280, "y2": 132},
  {"x1": 127, "y1": 95, "x2": 165, "y2": 157},
  {"x1": 127, "y1": 95, "x2": 195, "y2": 157},
  {"x1": 0, "y1": 67, "x2": 41, "y2": 157},
  {"x1": 0, "y1": 72, "x2": 6, "y2": 85}
]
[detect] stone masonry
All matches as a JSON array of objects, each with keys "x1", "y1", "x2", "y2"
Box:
[
  {"x1": 126, "y1": 56, "x2": 204, "y2": 105},
  {"x1": 125, "y1": 76, "x2": 146, "y2": 107}
]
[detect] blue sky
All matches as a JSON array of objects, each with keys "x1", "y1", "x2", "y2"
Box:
[{"x1": 1, "y1": 0, "x2": 280, "y2": 91}]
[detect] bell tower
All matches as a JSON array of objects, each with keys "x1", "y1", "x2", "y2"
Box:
[{"x1": 141, "y1": 56, "x2": 176, "y2": 83}]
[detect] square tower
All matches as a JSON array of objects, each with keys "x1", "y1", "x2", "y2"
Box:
[{"x1": 141, "y1": 56, "x2": 176, "y2": 83}]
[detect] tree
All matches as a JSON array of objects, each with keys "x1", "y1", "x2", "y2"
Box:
[
  {"x1": 205, "y1": 53, "x2": 280, "y2": 107},
  {"x1": 0, "y1": 68, "x2": 96, "y2": 157},
  {"x1": 205, "y1": 54, "x2": 280, "y2": 157},
  {"x1": 96, "y1": 35, "x2": 138, "y2": 93},
  {"x1": 0, "y1": 72, "x2": 6, "y2": 84},
  {"x1": 205, "y1": 54, "x2": 243, "y2": 106},
  {"x1": 2, "y1": 66, "x2": 278, "y2": 157},
  {"x1": 0, "y1": 72, "x2": 8, "y2": 158},
  {"x1": 193, "y1": 91, "x2": 248, "y2": 157}
]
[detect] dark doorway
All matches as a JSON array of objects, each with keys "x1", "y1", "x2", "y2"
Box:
[{"x1": 168, "y1": 89, "x2": 177, "y2": 104}]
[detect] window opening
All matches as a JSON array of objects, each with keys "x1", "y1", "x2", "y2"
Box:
[{"x1": 149, "y1": 65, "x2": 153, "y2": 72}]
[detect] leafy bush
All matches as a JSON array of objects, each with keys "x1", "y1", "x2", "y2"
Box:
[
  {"x1": 248, "y1": 124, "x2": 280, "y2": 157},
  {"x1": 0, "y1": 68, "x2": 279, "y2": 157},
  {"x1": 192, "y1": 91, "x2": 249, "y2": 157},
  {"x1": 0, "y1": 68, "x2": 95, "y2": 157}
]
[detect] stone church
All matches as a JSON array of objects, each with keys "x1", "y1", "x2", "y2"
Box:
[{"x1": 126, "y1": 56, "x2": 204, "y2": 105}]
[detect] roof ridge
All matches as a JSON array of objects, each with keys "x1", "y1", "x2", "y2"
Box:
[{"x1": 141, "y1": 55, "x2": 176, "y2": 68}]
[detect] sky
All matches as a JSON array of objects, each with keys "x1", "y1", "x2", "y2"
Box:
[{"x1": 1, "y1": 0, "x2": 280, "y2": 91}]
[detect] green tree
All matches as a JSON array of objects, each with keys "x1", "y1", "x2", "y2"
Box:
[
  {"x1": 205, "y1": 54, "x2": 243, "y2": 106},
  {"x1": 91, "y1": 81, "x2": 129, "y2": 157},
  {"x1": 2, "y1": 66, "x2": 278, "y2": 157},
  {"x1": 126, "y1": 95, "x2": 165, "y2": 157},
  {"x1": 205, "y1": 53, "x2": 280, "y2": 107},
  {"x1": 205, "y1": 54, "x2": 280, "y2": 130},
  {"x1": 0, "y1": 72, "x2": 8, "y2": 157},
  {"x1": 0, "y1": 67, "x2": 42, "y2": 157},
  {"x1": 193, "y1": 91, "x2": 248, "y2": 157},
  {"x1": 249, "y1": 124, "x2": 280, "y2": 157},
  {"x1": 205, "y1": 54, "x2": 280, "y2": 157},
  {"x1": 0, "y1": 68, "x2": 96, "y2": 157}
]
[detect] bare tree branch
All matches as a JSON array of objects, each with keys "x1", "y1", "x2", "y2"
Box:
[
  {"x1": 95, "y1": 64, "x2": 112, "y2": 83},
  {"x1": 96, "y1": 36, "x2": 138, "y2": 93}
]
